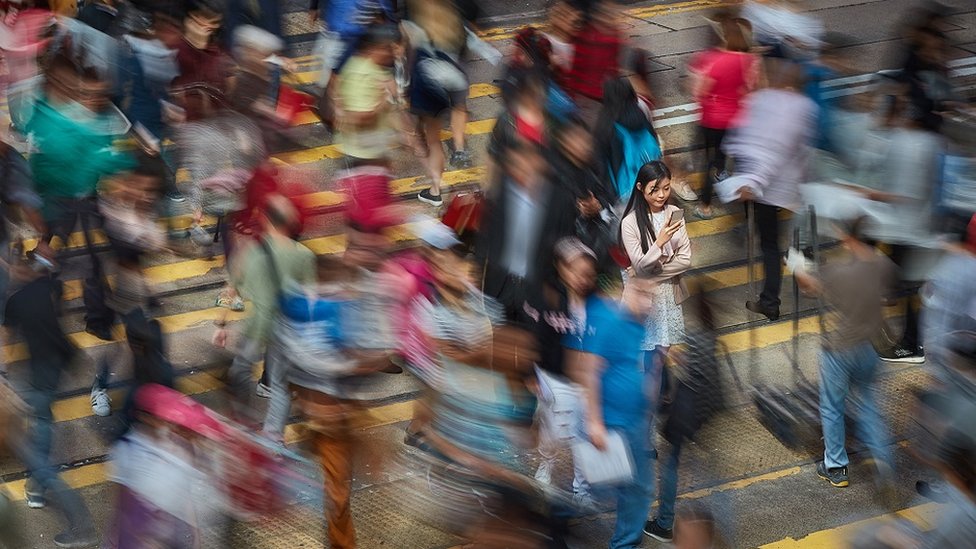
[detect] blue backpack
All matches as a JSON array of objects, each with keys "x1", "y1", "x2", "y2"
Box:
[{"x1": 610, "y1": 123, "x2": 662, "y2": 202}]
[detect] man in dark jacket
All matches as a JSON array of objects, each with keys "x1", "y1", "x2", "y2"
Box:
[{"x1": 476, "y1": 140, "x2": 576, "y2": 323}]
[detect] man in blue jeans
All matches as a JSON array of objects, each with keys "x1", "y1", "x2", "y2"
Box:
[
  {"x1": 565, "y1": 280, "x2": 655, "y2": 548},
  {"x1": 792, "y1": 216, "x2": 897, "y2": 488}
]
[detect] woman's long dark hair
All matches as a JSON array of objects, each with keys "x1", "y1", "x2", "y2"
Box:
[{"x1": 618, "y1": 160, "x2": 672, "y2": 254}]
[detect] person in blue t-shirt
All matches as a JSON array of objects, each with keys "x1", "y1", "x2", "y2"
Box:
[{"x1": 564, "y1": 281, "x2": 655, "y2": 549}]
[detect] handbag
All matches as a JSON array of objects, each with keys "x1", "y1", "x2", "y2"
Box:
[{"x1": 441, "y1": 190, "x2": 484, "y2": 236}]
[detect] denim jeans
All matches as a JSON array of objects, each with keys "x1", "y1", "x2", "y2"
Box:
[
  {"x1": 654, "y1": 439, "x2": 683, "y2": 530},
  {"x1": 262, "y1": 344, "x2": 292, "y2": 439},
  {"x1": 819, "y1": 342, "x2": 893, "y2": 470},
  {"x1": 20, "y1": 359, "x2": 95, "y2": 535},
  {"x1": 227, "y1": 336, "x2": 267, "y2": 420},
  {"x1": 608, "y1": 420, "x2": 655, "y2": 549}
]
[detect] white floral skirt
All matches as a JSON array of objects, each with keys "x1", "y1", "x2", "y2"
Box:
[{"x1": 641, "y1": 279, "x2": 686, "y2": 350}]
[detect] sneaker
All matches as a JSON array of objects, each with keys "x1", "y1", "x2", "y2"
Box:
[
  {"x1": 746, "y1": 300, "x2": 780, "y2": 322},
  {"x1": 53, "y1": 529, "x2": 97, "y2": 548},
  {"x1": 417, "y1": 188, "x2": 443, "y2": 207},
  {"x1": 878, "y1": 344, "x2": 925, "y2": 364},
  {"x1": 255, "y1": 382, "x2": 271, "y2": 399},
  {"x1": 672, "y1": 179, "x2": 698, "y2": 202},
  {"x1": 165, "y1": 191, "x2": 187, "y2": 203},
  {"x1": 85, "y1": 324, "x2": 114, "y2": 342},
  {"x1": 215, "y1": 293, "x2": 245, "y2": 312},
  {"x1": 534, "y1": 460, "x2": 553, "y2": 485},
  {"x1": 90, "y1": 385, "x2": 112, "y2": 417},
  {"x1": 189, "y1": 224, "x2": 213, "y2": 247},
  {"x1": 817, "y1": 461, "x2": 850, "y2": 488},
  {"x1": 24, "y1": 481, "x2": 45, "y2": 509},
  {"x1": 693, "y1": 204, "x2": 714, "y2": 220},
  {"x1": 450, "y1": 149, "x2": 472, "y2": 170},
  {"x1": 643, "y1": 520, "x2": 674, "y2": 542}
]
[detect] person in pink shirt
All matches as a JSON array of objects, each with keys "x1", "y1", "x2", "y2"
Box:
[{"x1": 687, "y1": 14, "x2": 759, "y2": 219}]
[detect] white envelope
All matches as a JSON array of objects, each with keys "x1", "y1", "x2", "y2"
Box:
[{"x1": 572, "y1": 431, "x2": 634, "y2": 487}]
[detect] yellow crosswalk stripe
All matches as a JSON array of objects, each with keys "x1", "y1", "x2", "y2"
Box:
[
  {"x1": 759, "y1": 503, "x2": 941, "y2": 548},
  {"x1": 1, "y1": 307, "x2": 246, "y2": 365}
]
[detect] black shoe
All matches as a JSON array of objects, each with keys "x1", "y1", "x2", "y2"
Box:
[
  {"x1": 746, "y1": 300, "x2": 780, "y2": 321},
  {"x1": 643, "y1": 520, "x2": 674, "y2": 542},
  {"x1": 85, "y1": 324, "x2": 114, "y2": 341},
  {"x1": 878, "y1": 344, "x2": 925, "y2": 364},
  {"x1": 54, "y1": 528, "x2": 97, "y2": 548},
  {"x1": 450, "y1": 149, "x2": 472, "y2": 169},
  {"x1": 817, "y1": 461, "x2": 849, "y2": 488},
  {"x1": 916, "y1": 480, "x2": 948, "y2": 503},
  {"x1": 418, "y1": 188, "x2": 443, "y2": 207}
]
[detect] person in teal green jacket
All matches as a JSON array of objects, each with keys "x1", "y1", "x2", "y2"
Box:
[{"x1": 26, "y1": 54, "x2": 135, "y2": 341}]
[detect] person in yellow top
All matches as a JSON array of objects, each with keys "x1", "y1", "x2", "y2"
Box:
[{"x1": 334, "y1": 24, "x2": 400, "y2": 166}]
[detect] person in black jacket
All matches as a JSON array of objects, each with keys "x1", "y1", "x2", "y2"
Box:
[
  {"x1": 548, "y1": 116, "x2": 620, "y2": 285},
  {"x1": 476, "y1": 139, "x2": 576, "y2": 324}
]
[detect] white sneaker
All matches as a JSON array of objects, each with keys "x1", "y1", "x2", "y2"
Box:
[
  {"x1": 534, "y1": 460, "x2": 553, "y2": 485},
  {"x1": 672, "y1": 179, "x2": 698, "y2": 202},
  {"x1": 90, "y1": 386, "x2": 111, "y2": 417},
  {"x1": 255, "y1": 382, "x2": 271, "y2": 398}
]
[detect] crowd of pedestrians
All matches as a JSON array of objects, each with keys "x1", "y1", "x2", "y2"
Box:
[{"x1": 0, "y1": 0, "x2": 973, "y2": 548}]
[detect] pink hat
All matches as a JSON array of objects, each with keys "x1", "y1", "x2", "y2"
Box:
[{"x1": 134, "y1": 384, "x2": 228, "y2": 440}]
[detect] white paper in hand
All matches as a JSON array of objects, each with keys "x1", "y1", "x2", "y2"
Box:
[{"x1": 572, "y1": 431, "x2": 634, "y2": 487}]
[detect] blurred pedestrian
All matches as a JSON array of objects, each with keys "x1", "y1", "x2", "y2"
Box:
[
  {"x1": 334, "y1": 23, "x2": 400, "y2": 167},
  {"x1": 593, "y1": 78, "x2": 662, "y2": 206},
  {"x1": 406, "y1": 234, "x2": 542, "y2": 547},
  {"x1": 548, "y1": 117, "x2": 619, "y2": 282},
  {"x1": 213, "y1": 195, "x2": 316, "y2": 416},
  {"x1": 2, "y1": 253, "x2": 98, "y2": 548},
  {"x1": 644, "y1": 287, "x2": 724, "y2": 543},
  {"x1": 566, "y1": 0, "x2": 623, "y2": 127},
  {"x1": 406, "y1": 0, "x2": 474, "y2": 206},
  {"x1": 686, "y1": 14, "x2": 758, "y2": 219},
  {"x1": 91, "y1": 154, "x2": 172, "y2": 418},
  {"x1": 624, "y1": 47, "x2": 699, "y2": 204},
  {"x1": 564, "y1": 273, "x2": 655, "y2": 548},
  {"x1": 717, "y1": 56, "x2": 818, "y2": 322},
  {"x1": 922, "y1": 213, "x2": 976, "y2": 384},
  {"x1": 271, "y1": 256, "x2": 393, "y2": 549},
  {"x1": 28, "y1": 55, "x2": 135, "y2": 341},
  {"x1": 619, "y1": 160, "x2": 691, "y2": 393},
  {"x1": 792, "y1": 216, "x2": 897, "y2": 489},
  {"x1": 524, "y1": 237, "x2": 597, "y2": 488},
  {"x1": 172, "y1": 0, "x2": 229, "y2": 121},
  {"x1": 542, "y1": 0, "x2": 583, "y2": 81},
  {"x1": 477, "y1": 141, "x2": 577, "y2": 323}
]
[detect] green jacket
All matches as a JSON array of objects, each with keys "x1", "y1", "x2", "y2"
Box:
[{"x1": 26, "y1": 97, "x2": 134, "y2": 212}]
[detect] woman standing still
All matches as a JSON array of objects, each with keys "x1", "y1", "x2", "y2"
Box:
[
  {"x1": 687, "y1": 15, "x2": 758, "y2": 219},
  {"x1": 619, "y1": 161, "x2": 692, "y2": 398}
]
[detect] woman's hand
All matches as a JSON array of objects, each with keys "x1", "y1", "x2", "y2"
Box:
[{"x1": 654, "y1": 218, "x2": 684, "y2": 249}]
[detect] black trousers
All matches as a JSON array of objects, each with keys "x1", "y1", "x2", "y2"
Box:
[
  {"x1": 44, "y1": 196, "x2": 113, "y2": 330},
  {"x1": 700, "y1": 126, "x2": 728, "y2": 207},
  {"x1": 752, "y1": 202, "x2": 783, "y2": 310}
]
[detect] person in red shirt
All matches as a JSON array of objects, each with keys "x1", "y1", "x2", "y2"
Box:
[
  {"x1": 567, "y1": 0, "x2": 624, "y2": 127},
  {"x1": 687, "y1": 14, "x2": 759, "y2": 219},
  {"x1": 172, "y1": 0, "x2": 230, "y2": 121}
]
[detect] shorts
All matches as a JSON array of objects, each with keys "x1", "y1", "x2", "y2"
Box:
[{"x1": 409, "y1": 50, "x2": 469, "y2": 117}]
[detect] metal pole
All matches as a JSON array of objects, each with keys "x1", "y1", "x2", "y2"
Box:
[
  {"x1": 792, "y1": 223, "x2": 801, "y2": 372},
  {"x1": 747, "y1": 201, "x2": 758, "y2": 386},
  {"x1": 810, "y1": 205, "x2": 825, "y2": 335}
]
